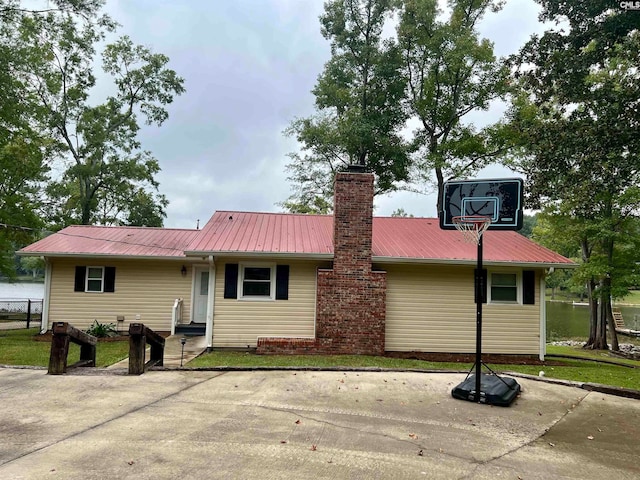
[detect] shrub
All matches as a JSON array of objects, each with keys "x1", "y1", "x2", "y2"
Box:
[{"x1": 86, "y1": 320, "x2": 118, "y2": 338}]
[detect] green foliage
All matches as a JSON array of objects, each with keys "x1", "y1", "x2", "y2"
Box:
[
  {"x1": 390, "y1": 208, "x2": 414, "y2": 217},
  {"x1": 1, "y1": 0, "x2": 184, "y2": 229},
  {"x1": 86, "y1": 320, "x2": 117, "y2": 338},
  {"x1": 282, "y1": 0, "x2": 410, "y2": 212},
  {"x1": 397, "y1": 0, "x2": 512, "y2": 211},
  {"x1": 510, "y1": 2, "x2": 640, "y2": 349},
  {"x1": 282, "y1": 0, "x2": 512, "y2": 213}
]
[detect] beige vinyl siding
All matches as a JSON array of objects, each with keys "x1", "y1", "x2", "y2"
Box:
[
  {"x1": 212, "y1": 259, "x2": 320, "y2": 347},
  {"x1": 47, "y1": 258, "x2": 193, "y2": 332},
  {"x1": 384, "y1": 264, "x2": 541, "y2": 354}
]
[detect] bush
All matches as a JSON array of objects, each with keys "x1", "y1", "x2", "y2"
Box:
[{"x1": 86, "y1": 320, "x2": 118, "y2": 338}]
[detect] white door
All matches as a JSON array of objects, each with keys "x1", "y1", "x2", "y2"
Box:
[{"x1": 193, "y1": 268, "x2": 209, "y2": 324}]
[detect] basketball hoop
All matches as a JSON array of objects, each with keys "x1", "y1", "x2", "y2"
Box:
[{"x1": 452, "y1": 215, "x2": 492, "y2": 244}]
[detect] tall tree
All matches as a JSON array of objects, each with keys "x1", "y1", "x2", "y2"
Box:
[
  {"x1": 397, "y1": 0, "x2": 511, "y2": 214},
  {"x1": 510, "y1": 1, "x2": 640, "y2": 350},
  {"x1": 7, "y1": 1, "x2": 184, "y2": 227},
  {"x1": 283, "y1": 0, "x2": 409, "y2": 213}
]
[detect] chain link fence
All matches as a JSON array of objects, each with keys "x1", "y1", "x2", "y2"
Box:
[{"x1": 0, "y1": 299, "x2": 43, "y2": 330}]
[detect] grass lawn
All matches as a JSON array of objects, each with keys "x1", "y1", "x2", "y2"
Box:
[
  {"x1": 616, "y1": 290, "x2": 640, "y2": 304},
  {"x1": 2, "y1": 328, "x2": 639, "y2": 392},
  {"x1": 0, "y1": 328, "x2": 129, "y2": 368}
]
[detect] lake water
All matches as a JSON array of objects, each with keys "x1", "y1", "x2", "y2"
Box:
[
  {"x1": 546, "y1": 301, "x2": 640, "y2": 340},
  {"x1": 0, "y1": 281, "x2": 45, "y2": 300}
]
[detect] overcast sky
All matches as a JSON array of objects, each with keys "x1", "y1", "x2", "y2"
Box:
[{"x1": 102, "y1": 0, "x2": 546, "y2": 229}]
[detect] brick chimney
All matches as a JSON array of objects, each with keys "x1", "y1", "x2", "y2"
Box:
[
  {"x1": 256, "y1": 167, "x2": 387, "y2": 356},
  {"x1": 314, "y1": 168, "x2": 387, "y2": 355}
]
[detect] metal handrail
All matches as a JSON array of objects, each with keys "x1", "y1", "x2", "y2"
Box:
[{"x1": 170, "y1": 298, "x2": 184, "y2": 336}]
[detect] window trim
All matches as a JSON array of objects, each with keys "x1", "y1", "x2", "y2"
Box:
[
  {"x1": 488, "y1": 270, "x2": 521, "y2": 304},
  {"x1": 85, "y1": 266, "x2": 105, "y2": 293},
  {"x1": 238, "y1": 263, "x2": 275, "y2": 301}
]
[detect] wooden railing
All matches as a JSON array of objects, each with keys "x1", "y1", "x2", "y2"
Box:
[
  {"x1": 48, "y1": 322, "x2": 97, "y2": 375},
  {"x1": 170, "y1": 298, "x2": 183, "y2": 336},
  {"x1": 128, "y1": 323, "x2": 165, "y2": 375}
]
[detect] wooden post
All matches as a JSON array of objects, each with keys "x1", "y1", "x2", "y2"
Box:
[
  {"x1": 48, "y1": 326, "x2": 70, "y2": 375},
  {"x1": 128, "y1": 323, "x2": 146, "y2": 375},
  {"x1": 48, "y1": 322, "x2": 97, "y2": 374},
  {"x1": 128, "y1": 323, "x2": 165, "y2": 374}
]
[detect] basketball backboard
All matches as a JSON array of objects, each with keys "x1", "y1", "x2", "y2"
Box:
[{"x1": 440, "y1": 178, "x2": 524, "y2": 230}]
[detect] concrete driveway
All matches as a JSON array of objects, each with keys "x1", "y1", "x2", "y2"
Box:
[{"x1": 0, "y1": 368, "x2": 638, "y2": 479}]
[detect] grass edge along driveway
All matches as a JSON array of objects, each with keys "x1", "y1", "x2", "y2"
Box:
[{"x1": 1, "y1": 329, "x2": 639, "y2": 391}]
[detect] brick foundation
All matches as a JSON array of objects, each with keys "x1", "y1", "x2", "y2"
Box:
[{"x1": 256, "y1": 170, "x2": 387, "y2": 356}]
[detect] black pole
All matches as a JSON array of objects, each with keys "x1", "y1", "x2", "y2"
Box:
[
  {"x1": 27, "y1": 299, "x2": 31, "y2": 329},
  {"x1": 475, "y1": 234, "x2": 483, "y2": 403}
]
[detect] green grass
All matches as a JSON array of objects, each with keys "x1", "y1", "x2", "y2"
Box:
[
  {"x1": 2, "y1": 329, "x2": 639, "y2": 392},
  {"x1": 189, "y1": 347, "x2": 640, "y2": 391},
  {"x1": 0, "y1": 328, "x2": 129, "y2": 368},
  {"x1": 616, "y1": 290, "x2": 640, "y2": 305},
  {"x1": 188, "y1": 351, "x2": 466, "y2": 370}
]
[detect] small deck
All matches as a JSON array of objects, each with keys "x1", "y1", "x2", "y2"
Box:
[{"x1": 613, "y1": 310, "x2": 640, "y2": 337}]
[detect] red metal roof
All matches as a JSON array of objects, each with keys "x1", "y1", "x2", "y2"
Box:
[
  {"x1": 19, "y1": 212, "x2": 574, "y2": 266},
  {"x1": 185, "y1": 211, "x2": 334, "y2": 256},
  {"x1": 184, "y1": 211, "x2": 574, "y2": 266},
  {"x1": 19, "y1": 225, "x2": 199, "y2": 258}
]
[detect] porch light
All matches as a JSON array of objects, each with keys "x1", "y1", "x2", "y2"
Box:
[{"x1": 181, "y1": 265, "x2": 187, "y2": 277}]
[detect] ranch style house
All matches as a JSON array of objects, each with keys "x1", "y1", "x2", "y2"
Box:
[{"x1": 19, "y1": 169, "x2": 574, "y2": 360}]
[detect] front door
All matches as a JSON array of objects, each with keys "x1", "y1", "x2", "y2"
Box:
[{"x1": 193, "y1": 267, "x2": 209, "y2": 324}]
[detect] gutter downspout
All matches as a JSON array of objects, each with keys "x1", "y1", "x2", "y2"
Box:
[
  {"x1": 205, "y1": 255, "x2": 215, "y2": 350},
  {"x1": 41, "y1": 258, "x2": 52, "y2": 334},
  {"x1": 539, "y1": 271, "x2": 547, "y2": 361}
]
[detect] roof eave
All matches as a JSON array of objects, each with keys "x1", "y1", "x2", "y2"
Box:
[
  {"x1": 184, "y1": 250, "x2": 333, "y2": 260},
  {"x1": 372, "y1": 256, "x2": 577, "y2": 268},
  {"x1": 17, "y1": 252, "x2": 188, "y2": 261}
]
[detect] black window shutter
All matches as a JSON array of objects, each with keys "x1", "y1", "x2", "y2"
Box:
[
  {"x1": 74, "y1": 266, "x2": 86, "y2": 292},
  {"x1": 275, "y1": 265, "x2": 289, "y2": 300},
  {"x1": 224, "y1": 263, "x2": 239, "y2": 299},
  {"x1": 474, "y1": 268, "x2": 487, "y2": 304},
  {"x1": 523, "y1": 270, "x2": 536, "y2": 305},
  {"x1": 104, "y1": 267, "x2": 116, "y2": 293}
]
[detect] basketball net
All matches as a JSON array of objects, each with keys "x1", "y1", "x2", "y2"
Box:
[{"x1": 452, "y1": 215, "x2": 492, "y2": 245}]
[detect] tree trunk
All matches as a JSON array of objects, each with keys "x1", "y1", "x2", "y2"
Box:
[
  {"x1": 585, "y1": 278, "x2": 599, "y2": 348},
  {"x1": 592, "y1": 279, "x2": 609, "y2": 350}
]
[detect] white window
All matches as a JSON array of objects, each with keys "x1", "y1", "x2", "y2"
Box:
[
  {"x1": 86, "y1": 266, "x2": 104, "y2": 293},
  {"x1": 489, "y1": 272, "x2": 519, "y2": 303},
  {"x1": 239, "y1": 264, "x2": 275, "y2": 300}
]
